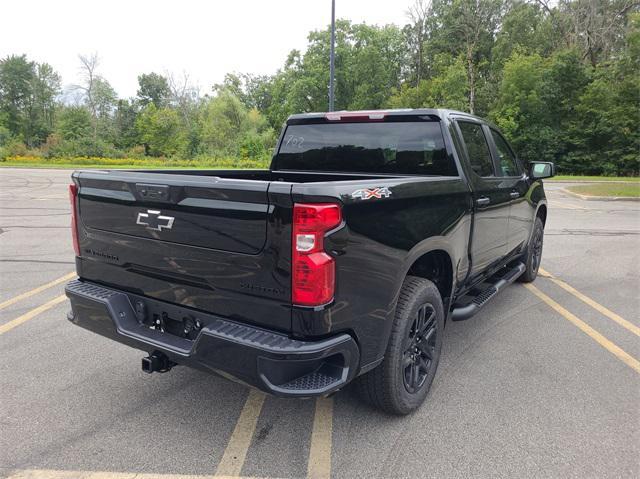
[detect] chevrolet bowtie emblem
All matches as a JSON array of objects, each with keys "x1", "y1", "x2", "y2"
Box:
[{"x1": 136, "y1": 209, "x2": 175, "y2": 231}]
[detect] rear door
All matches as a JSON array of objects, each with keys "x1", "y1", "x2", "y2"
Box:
[{"x1": 454, "y1": 119, "x2": 511, "y2": 277}]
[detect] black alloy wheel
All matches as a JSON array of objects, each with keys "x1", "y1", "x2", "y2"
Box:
[
  {"x1": 356, "y1": 276, "x2": 444, "y2": 415},
  {"x1": 403, "y1": 303, "x2": 437, "y2": 393},
  {"x1": 530, "y1": 225, "x2": 544, "y2": 273},
  {"x1": 519, "y1": 216, "x2": 545, "y2": 283}
]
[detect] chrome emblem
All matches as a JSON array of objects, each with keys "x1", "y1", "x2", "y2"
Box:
[
  {"x1": 350, "y1": 187, "x2": 392, "y2": 200},
  {"x1": 136, "y1": 210, "x2": 174, "y2": 231}
]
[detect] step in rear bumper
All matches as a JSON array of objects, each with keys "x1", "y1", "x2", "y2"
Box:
[{"x1": 65, "y1": 279, "x2": 359, "y2": 397}]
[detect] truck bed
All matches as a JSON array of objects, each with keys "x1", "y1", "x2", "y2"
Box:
[{"x1": 131, "y1": 168, "x2": 407, "y2": 182}]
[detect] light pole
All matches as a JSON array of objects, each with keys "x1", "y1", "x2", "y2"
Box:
[{"x1": 329, "y1": 0, "x2": 335, "y2": 112}]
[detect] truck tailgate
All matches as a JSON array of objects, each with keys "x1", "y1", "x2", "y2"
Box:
[
  {"x1": 77, "y1": 171, "x2": 269, "y2": 254},
  {"x1": 73, "y1": 170, "x2": 293, "y2": 333}
]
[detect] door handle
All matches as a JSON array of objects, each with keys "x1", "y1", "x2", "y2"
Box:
[
  {"x1": 510, "y1": 191, "x2": 520, "y2": 199},
  {"x1": 476, "y1": 197, "x2": 490, "y2": 207}
]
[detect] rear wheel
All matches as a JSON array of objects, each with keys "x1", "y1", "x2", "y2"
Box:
[
  {"x1": 356, "y1": 276, "x2": 444, "y2": 415},
  {"x1": 519, "y1": 216, "x2": 544, "y2": 283}
]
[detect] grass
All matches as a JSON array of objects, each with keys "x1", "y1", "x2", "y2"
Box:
[
  {"x1": 2, "y1": 157, "x2": 639, "y2": 182},
  {"x1": 0, "y1": 155, "x2": 270, "y2": 170},
  {"x1": 567, "y1": 183, "x2": 640, "y2": 198},
  {"x1": 549, "y1": 175, "x2": 640, "y2": 183}
]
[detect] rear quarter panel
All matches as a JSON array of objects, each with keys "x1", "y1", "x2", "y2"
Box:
[{"x1": 291, "y1": 176, "x2": 472, "y2": 367}]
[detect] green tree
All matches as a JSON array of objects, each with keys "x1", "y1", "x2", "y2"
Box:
[
  {"x1": 387, "y1": 53, "x2": 468, "y2": 109},
  {"x1": 196, "y1": 88, "x2": 275, "y2": 159},
  {"x1": 558, "y1": 0, "x2": 638, "y2": 67},
  {"x1": 136, "y1": 103, "x2": 186, "y2": 157},
  {"x1": 0, "y1": 2, "x2": 638, "y2": 175},
  {"x1": 564, "y1": 13, "x2": 640, "y2": 175},
  {"x1": 56, "y1": 106, "x2": 92, "y2": 141},
  {"x1": 0, "y1": 55, "x2": 61, "y2": 147},
  {"x1": 427, "y1": 0, "x2": 503, "y2": 114},
  {"x1": 137, "y1": 72, "x2": 170, "y2": 108},
  {"x1": 27, "y1": 62, "x2": 61, "y2": 145},
  {"x1": 492, "y1": 1, "x2": 559, "y2": 67},
  {"x1": 405, "y1": 0, "x2": 431, "y2": 86},
  {"x1": 489, "y1": 49, "x2": 592, "y2": 168},
  {"x1": 73, "y1": 53, "x2": 117, "y2": 147},
  {"x1": 0, "y1": 55, "x2": 34, "y2": 140},
  {"x1": 113, "y1": 99, "x2": 139, "y2": 149},
  {"x1": 199, "y1": 89, "x2": 249, "y2": 154},
  {"x1": 213, "y1": 72, "x2": 274, "y2": 112},
  {"x1": 266, "y1": 50, "x2": 306, "y2": 128},
  {"x1": 264, "y1": 21, "x2": 406, "y2": 127},
  {"x1": 490, "y1": 52, "x2": 555, "y2": 163}
]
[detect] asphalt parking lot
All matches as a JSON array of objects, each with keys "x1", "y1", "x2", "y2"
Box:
[{"x1": 1, "y1": 168, "x2": 638, "y2": 479}]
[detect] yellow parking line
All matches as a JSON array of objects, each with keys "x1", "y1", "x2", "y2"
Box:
[
  {"x1": 0, "y1": 294, "x2": 67, "y2": 335},
  {"x1": 0, "y1": 272, "x2": 75, "y2": 311},
  {"x1": 307, "y1": 397, "x2": 334, "y2": 479},
  {"x1": 5, "y1": 469, "x2": 277, "y2": 478},
  {"x1": 539, "y1": 268, "x2": 640, "y2": 338},
  {"x1": 525, "y1": 283, "x2": 640, "y2": 374},
  {"x1": 215, "y1": 389, "x2": 266, "y2": 477}
]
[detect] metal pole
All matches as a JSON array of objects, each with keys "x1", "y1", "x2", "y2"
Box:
[{"x1": 329, "y1": 0, "x2": 335, "y2": 112}]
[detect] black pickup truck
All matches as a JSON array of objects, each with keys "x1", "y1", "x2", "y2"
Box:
[{"x1": 66, "y1": 109, "x2": 554, "y2": 414}]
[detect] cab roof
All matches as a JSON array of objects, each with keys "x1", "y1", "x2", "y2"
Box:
[{"x1": 286, "y1": 108, "x2": 485, "y2": 123}]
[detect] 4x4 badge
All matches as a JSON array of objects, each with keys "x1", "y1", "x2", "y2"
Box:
[
  {"x1": 136, "y1": 210, "x2": 175, "y2": 231},
  {"x1": 351, "y1": 187, "x2": 392, "y2": 200}
]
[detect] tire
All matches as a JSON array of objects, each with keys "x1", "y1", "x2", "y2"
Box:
[
  {"x1": 356, "y1": 276, "x2": 444, "y2": 415},
  {"x1": 518, "y1": 216, "x2": 544, "y2": 283}
]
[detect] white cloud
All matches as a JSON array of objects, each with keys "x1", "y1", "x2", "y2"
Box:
[{"x1": 1, "y1": 0, "x2": 412, "y2": 98}]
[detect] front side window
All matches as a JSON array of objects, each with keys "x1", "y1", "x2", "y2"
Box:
[
  {"x1": 457, "y1": 121, "x2": 494, "y2": 177},
  {"x1": 491, "y1": 129, "x2": 520, "y2": 177},
  {"x1": 275, "y1": 121, "x2": 458, "y2": 176}
]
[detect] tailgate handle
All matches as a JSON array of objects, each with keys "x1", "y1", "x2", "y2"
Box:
[{"x1": 136, "y1": 183, "x2": 170, "y2": 202}]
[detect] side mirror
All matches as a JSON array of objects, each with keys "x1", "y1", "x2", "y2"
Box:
[{"x1": 529, "y1": 161, "x2": 555, "y2": 179}]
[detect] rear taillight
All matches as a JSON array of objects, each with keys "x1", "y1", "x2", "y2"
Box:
[
  {"x1": 69, "y1": 184, "x2": 80, "y2": 256},
  {"x1": 292, "y1": 203, "x2": 342, "y2": 306}
]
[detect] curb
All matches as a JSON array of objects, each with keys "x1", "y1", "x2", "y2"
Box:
[
  {"x1": 562, "y1": 188, "x2": 640, "y2": 202},
  {"x1": 548, "y1": 179, "x2": 640, "y2": 184}
]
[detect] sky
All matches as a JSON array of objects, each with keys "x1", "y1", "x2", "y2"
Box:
[{"x1": 1, "y1": 0, "x2": 413, "y2": 98}]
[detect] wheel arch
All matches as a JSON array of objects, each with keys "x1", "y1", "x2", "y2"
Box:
[
  {"x1": 536, "y1": 203, "x2": 548, "y2": 226},
  {"x1": 404, "y1": 248, "x2": 455, "y2": 313},
  {"x1": 368, "y1": 240, "x2": 461, "y2": 373}
]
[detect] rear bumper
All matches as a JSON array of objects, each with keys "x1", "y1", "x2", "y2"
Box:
[{"x1": 65, "y1": 279, "x2": 359, "y2": 397}]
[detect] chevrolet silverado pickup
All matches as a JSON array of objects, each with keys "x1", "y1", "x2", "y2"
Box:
[{"x1": 65, "y1": 109, "x2": 555, "y2": 414}]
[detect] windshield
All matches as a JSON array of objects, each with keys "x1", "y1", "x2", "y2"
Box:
[{"x1": 274, "y1": 121, "x2": 457, "y2": 176}]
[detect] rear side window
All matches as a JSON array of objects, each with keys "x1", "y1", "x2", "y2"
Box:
[
  {"x1": 275, "y1": 121, "x2": 458, "y2": 176},
  {"x1": 458, "y1": 121, "x2": 494, "y2": 177},
  {"x1": 490, "y1": 129, "x2": 520, "y2": 177}
]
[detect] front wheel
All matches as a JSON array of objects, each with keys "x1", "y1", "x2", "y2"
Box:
[
  {"x1": 518, "y1": 216, "x2": 544, "y2": 283},
  {"x1": 356, "y1": 276, "x2": 444, "y2": 415}
]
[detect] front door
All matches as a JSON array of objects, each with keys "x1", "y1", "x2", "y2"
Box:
[
  {"x1": 486, "y1": 127, "x2": 533, "y2": 255},
  {"x1": 455, "y1": 120, "x2": 512, "y2": 278}
]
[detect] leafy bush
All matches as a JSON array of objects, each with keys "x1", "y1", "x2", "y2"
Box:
[{"x1": 1, "y1": 155, "x2": 270, "y2": 169}]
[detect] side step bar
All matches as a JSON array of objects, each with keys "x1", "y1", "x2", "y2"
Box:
[{"x1": 451, "y1": 262, "x2": 526, "y2": 321}]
